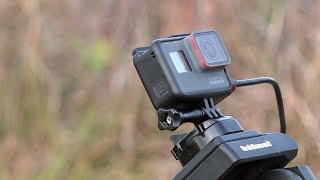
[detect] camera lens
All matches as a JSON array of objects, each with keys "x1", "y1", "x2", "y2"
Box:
[
  {"x1": 200, "y1": 40, "x2": 218, "y2": 61},
  {"x1": 191, "y1": 31, "x2": 231, "y2": 68}
]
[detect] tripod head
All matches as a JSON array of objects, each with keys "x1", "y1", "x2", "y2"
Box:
[{"x1": 132, "y1": 30, "x2": 316, "y2": 179}]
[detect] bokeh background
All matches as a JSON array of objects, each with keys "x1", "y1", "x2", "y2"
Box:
[{"x1": 0, "y1": 0, "x2": 319, "y2": 179}]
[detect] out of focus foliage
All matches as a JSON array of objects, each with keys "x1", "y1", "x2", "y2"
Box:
[{"x1": 0, "y1": 0, "x2": 319, "y2": 179}]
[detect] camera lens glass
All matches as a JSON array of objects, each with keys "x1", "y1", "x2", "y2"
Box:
[
  {"x1": 194, "y1": 34, "x2": 229, "y2": 66},
  {"x1": 201, "y1": 40, "x2": 218, "y2": 60}
]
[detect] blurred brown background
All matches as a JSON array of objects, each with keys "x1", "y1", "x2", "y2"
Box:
[{"x1": 0, "y1": 0, "x2": 319, "y2": 179}]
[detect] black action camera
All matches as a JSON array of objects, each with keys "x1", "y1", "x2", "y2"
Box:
[
  {"x1": 133, "y1": 31, "x2": 234, "y2": 111},
  {"x1": 132, "y1": 30, "x2": 316, "y2": 180}
]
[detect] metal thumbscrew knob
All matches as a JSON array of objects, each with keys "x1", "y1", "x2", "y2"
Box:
[{"x1": 166, "y1": 115, "x2": 172, "y2": 125}]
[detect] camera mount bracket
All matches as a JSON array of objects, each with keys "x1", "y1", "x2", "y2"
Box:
[{"x1": 157, "y1": 98, "x2": 224, "y2": 131}]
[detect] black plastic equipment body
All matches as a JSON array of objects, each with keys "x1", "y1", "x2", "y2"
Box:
[
  {"x1": 171, "y1": 117, "x2": 298, "y2": 179},
  {"x1": 133, "y1": 31, "x2": 233, "y2": 111},
  {"x1": 169, "y1": 115, "x2": 316, "y2": 180}
]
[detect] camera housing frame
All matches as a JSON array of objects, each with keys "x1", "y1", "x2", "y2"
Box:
[{"x1": 133, "y1": 30, "x2": 233, "y2": 110}]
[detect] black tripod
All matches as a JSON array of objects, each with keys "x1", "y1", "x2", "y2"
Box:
[{"x1": 157, "y1": 78, "x2": 316, "y2": 180}]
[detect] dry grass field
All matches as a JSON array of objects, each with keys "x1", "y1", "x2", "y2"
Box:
[{"x1": 0, "y1": 0, "x2": 319, "y2": 179}]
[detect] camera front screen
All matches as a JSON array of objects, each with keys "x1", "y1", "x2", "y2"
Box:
[{"x1": 169, "y1": 51, "x2": 192, "y2": 73}]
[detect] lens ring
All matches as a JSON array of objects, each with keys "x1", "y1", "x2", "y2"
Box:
[{"x1": 200, "y1": 40, "x2": 217, "y2": 61}]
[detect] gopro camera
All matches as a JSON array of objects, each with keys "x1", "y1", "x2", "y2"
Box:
[{"x1": 132, "y1": 30, "x2": 233, "y2": 110}]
